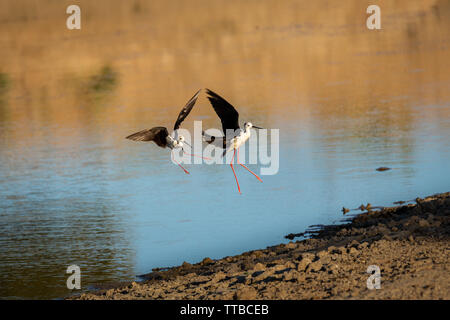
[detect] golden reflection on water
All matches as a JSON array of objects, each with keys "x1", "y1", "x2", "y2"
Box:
[{"x1": 0, "y1": 0, "x2": 449, "y2": 133}]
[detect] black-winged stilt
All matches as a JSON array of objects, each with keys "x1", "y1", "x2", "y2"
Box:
[
  {"x1": 203, "y1": 88, "x2": 263, "y2": 194},
  {"x1": 126, "y1": 89, "x2": 205, "y2": 174}
]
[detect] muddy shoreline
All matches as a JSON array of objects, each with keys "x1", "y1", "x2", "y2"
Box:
[{"x1": 72, "y1": 192, "x2": 450, "y2": 300}]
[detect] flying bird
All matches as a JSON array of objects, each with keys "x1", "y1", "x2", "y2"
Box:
[
  {"x1": 126, "y1": 89, "x2": 206, "y2": 174},
  {"x1": 203, "y1": 88, "x2": 263, "y2": 193}
]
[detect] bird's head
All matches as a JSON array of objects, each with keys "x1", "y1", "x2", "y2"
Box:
[
  {"x1": 177, "y1": 135, "x2": 191, "y2": 148},
  {"x1": 244, "y1": 122, "x2": 263, "y2": 130}
]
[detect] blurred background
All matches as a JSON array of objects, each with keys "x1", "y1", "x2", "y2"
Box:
[{"x1": 0, "y1": 0, "x2": 449, "y2": 299}]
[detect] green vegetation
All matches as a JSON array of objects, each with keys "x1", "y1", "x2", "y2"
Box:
[
  {"x1": 87, "y1": 65, "x2": 118, "y2": 94},
  {"x1": 0, "y1": 72, "x2": 10, "y2": 95}
]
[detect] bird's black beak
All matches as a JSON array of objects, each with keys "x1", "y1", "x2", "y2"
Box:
[{"x1": 253, "y1": 125, "x2": 264, "y2": 129}]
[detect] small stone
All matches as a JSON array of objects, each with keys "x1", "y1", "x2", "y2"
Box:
[
  {"x1": 296, "y1": 258, "x2": 312, "y2": 272},
  {"x1": 235, "y1": 286, "x2": 257, "y2": 300},
  {"x1": 210, "y1": 271, "x2": 226, "y2": 283},
  {"x1": 317, "y1": 250, "x2": 328, "y2": 259},
  {"x1": 272, "y1": 264, "x2": 287, "y2": 271},
  {"x1": 418, "y1": 219, "x2": 429, "y2": 228},
  {"x1": 284, "y1": 261, "x2": 296, "y2": 269},
  {"x1": 347, "y1": 240, "x2": 359, "y2": 248},
  {"x1": 327, "y1": 246, "x2": 337, "y2": 253},
  {"x1": 408, "y1": 235, "x2": 415, "y2": 242},
  {"x1": 348, "y1": 247, "x2": 359, "y2": 255},
  {"x1": 253, "y1": 270, "x2": 274, "y2": 281},
  {"x1": 105, "y1": 289, "x2": 114, "y2": 297},
  {"x1": 285, "y1": 242, "x2": 296, "y2": 249},
  {"x1": 358, "y1": 242, "x2": 369, "y2": 249},
  {"x1": 251, "y1": 250, "x2": 264, "y2": 258},
  {"x1": 282, "y1": 270, "x2": 299, "y2": 281},
  {"x1": 336, "y1": 246, "x2": 347, "y2": 254},
  {"x1": 432, "y1": 220, "x2": 442, "y2": 227},
  {"x1": 307, "y1": 261, "x2": 323, "y2": 272},
  {"x1": 252, "y1": 263, "x2": 265, "y2": 271},
  {"x1": 300, "y1": 252, "x2": 315, "y2": 261},
  {"x1": 181, "y1": 261, "x2": 192, "y2": 268},
  {"x1": 201, "y1": 257, "x2": 213, "y2": 265},
  {"x1": 329, "y1": 264, "x2": 339, "y2": 275}
]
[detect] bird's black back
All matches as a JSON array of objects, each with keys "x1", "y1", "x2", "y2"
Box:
[
  {"x1": 205, "y1": 89, "x2": 240, "y2": 135},
  {"x1": 173, "y1": 89, "x2": 201, "y2": 131},
  {"x1": 125, "y1": 126, "x2": 169, "y2": 148}
]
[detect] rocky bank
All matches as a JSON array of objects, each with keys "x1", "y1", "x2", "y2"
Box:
[{"x1": 73, "y1": 192, "x2": 450, "y2": 300}]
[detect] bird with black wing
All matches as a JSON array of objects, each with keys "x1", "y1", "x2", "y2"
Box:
[{"x1": 126, "y1": 89, "x2": 207, "y2": 174}]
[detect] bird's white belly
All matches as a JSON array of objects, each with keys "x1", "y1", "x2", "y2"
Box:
[{"x1": 233, "y1": 131, "x2": 250, "y2": 149}]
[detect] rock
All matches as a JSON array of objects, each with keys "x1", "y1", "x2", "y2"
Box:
[
  {"x1": 300, "y1": 252, "x2": 316, "y2": 261},
  {"x1": 252, "y1": 263, "x2": 265, "y2": 271},
  {"x1": 348, "y1": 247, "x2": 359, "y2": 255},
  {"x1": 210, "y1": 272, "x2": 226, "y2": 283},
  {"x1": 418, "y1": 219, "x2": 429, "y2": 228},
  {"x1": 181, "y1": 261, "x2": 192, "y2": 268},
  {"x1": 282, "y1": 270, "x2": 299, "y2": 281},
  {"x1": 358, "y1": 242, "x2": 369, "y2": 250},
  {"x1": 272, "y1": 264, "x2": 287, "y2": 271},
  {"x1": 382, "y1": 234, "x2": 392, "y2": 241},
  {"x1": 306, "y1": 261, "x2": 323, "y2": 272},
  {"x1": 253, "y1": 270, "x2": 274, "y2": 282},
  {"x1": 336, "y1": 246, "x2": 347, "y2": 254},
  {"x1": 105, "y1": 289, "x2": 115, "y2": 298},
  {"x1": 327, "y1": 246, "x2": 337, "y2": 253},
  {"x1": 285, "y1": 242, "x2": 296, "y2": 249},
  {"x1": 432, "y1": 220, "x2": 442, "y2": 227},
  {"x1": 347, "y1": 240, "x2": 360, "y2": 248},
  {"x1": 329, "y1": 264, "x2": 339, "y2": 275},
  {"x1": 408, "y1": 215, "x2": 420, "y2": 225},
  {"x1": 240, "y1": 261, "x2": 253, "y2": 271},
  {"x1": 297, "y1": 258, "x2": 312, "y2": 272},
  {"x1": 235, "y1": 286, "x2": 257, "y2": 300},
  {"x1": 284, "y1": 261, "x2": 296, "y2": 269},
  {"x1": 317, "y1": 250, "x2": 328, "y2": 259},
  {"x1": 251, "y1": 250, "x2": 264, "y2": 258},
  {"x1": 201, "y1": 257, "x2": 213, "y2": 265}
]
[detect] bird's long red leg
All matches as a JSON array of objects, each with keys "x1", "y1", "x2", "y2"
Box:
[
  {"x1": 237, "y1": 147, "x2": 263, "y2": 182},
  {"x1": 171, "y1": 151, "x2": 190, "y2": 174},
  {"x1": 230, "y1": 148, "x2": 241, "y2": 194}
]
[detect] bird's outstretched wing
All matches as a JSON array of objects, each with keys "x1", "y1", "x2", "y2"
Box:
[
  {"x1": 205, "y1": 89, "x2": 240, "y2": 134},
  {"x1": 173, "y1": 89, "x2": 201, "y2": 131},
  {"x1": 125, "y1": 126, "x2": 169, "y2": 147}
]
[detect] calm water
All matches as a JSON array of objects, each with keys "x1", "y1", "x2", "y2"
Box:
[{"x1": 0, "y1": 0, "x2": 449, "y2": 299}]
